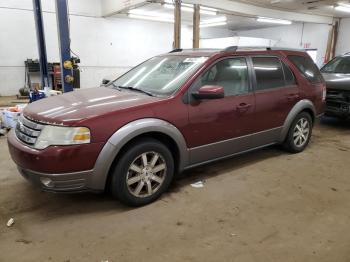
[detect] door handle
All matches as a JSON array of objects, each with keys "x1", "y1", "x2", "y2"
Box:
[{"x1": 236, "y1": 103, "x2": 251, "y2": 113}]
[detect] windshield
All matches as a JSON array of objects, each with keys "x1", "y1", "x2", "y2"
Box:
[
  {"x1": 321, "y1": 56, "x2": 350, "y2": 74},
  {"x1": 111, "y1": 55, "x2": 208, "y2": 96}
]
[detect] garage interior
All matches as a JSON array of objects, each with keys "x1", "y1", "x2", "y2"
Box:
[{"x1": 1, "y1": 0, "x2": 350, "y2": 261}]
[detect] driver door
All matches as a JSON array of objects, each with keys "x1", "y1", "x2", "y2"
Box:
[{"x1": 186, "y1": 57, "x2": 256, "y2": 165}]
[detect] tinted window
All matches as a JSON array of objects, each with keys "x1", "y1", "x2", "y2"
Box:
[
  {"x1": 282, "y1": 62, "x2": 296, "y2": 86},
  {"x1": 196, "y1": 57, "x2": 249, "y2": 96},
  {"x1": 321, "y1": 56, "x2": 350, "y2": 74},
  {"x1": 252, "y1": 57, "x2": 285, "y2": 90},
  {"x1": 288, "y1": 55, "x2": 323, "y2": 83}
]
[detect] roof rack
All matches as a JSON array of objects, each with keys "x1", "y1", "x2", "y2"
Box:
[
  {"x1": 169, "y1": 46, "x2": 305, "y2": 54},
  {"x1": 169, "y1": 48, "x2": 221, "y2": 53},
  {"x1": 222, "y1": 46, "x2": 304, "y2": 52},
  {"x1": 169, "y1": 48, "x2": 183, "y2": 53},
  {"x1": 223, "y1": 46, "x2": 269, "y2": 52},
  {"x1": 223, "y1": 46, "x2": 238, "y2": 52}
]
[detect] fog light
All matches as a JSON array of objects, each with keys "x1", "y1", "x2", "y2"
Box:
[{"x1": 40, "y1": 177, "x2": 54, "y2": 188}]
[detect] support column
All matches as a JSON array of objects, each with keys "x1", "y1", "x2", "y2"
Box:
[
  {"x1": 325, "y1": 19, "x2": 340, "y2": 63},
  {"x1": 32, "y1": 0, "x2": 50, "y2": 89},
  {"x1": 173, "y1": 0, "x2": 181, "y2": 49},
  {"x1": 331, "y1": 20, "x2": 339, "y2": 59},
  {"x1": 193, "y1": 4, "x2": 200, "y2": 48},
  {"x1": 55, "y1": 0, "x2": 74, "y2": 92}
]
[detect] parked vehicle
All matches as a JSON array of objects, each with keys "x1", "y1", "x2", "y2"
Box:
[
  {"x1": 321, "y1": 53, "x2": 350, "y2": 119},
  {"x1": 8, "y1": 47, "x2": 326, "y2": 206}
]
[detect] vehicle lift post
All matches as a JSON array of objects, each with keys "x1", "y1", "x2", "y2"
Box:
[
  {"x1": 32, "y1": 0, "x2": 74, "y2": 93},
  {"x1": 32, "y1": 0, "x2": 50, "y2": 89},
  {"x1": 55, "y1": 0, "x2": 74, "y2": 92}
]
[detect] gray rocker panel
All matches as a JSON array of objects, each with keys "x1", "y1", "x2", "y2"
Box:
[{"x1": 188, "y1": 126, "x2": 282, "y2": 166}]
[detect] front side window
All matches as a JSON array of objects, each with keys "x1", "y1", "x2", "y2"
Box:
[
  {"x1": 111, "y1": 55, "x2": 208, "y2": 96},
  {"x1": 321, "y1": 56, "x2": 350, "y2": 74},
  {"x1": 288, "y1": 55, "x2": 323, "y2": 83},
  {"x1": 252, "y1": 57, "x2": 285, "y2": 90},
  {"x1": 194, "y1": 57, "x2": 249, "y2": 96}
]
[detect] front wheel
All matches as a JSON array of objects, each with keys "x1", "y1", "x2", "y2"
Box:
[
  {"x1": 110, "y1": 138, "x2": 174, "y2": 206},
  {"x1": 283, "y1": 112, "x2": 313, "y2": 153}
]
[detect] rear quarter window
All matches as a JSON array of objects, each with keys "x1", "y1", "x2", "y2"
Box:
[
  {"x1": 288, "y1": 55, "x2": 323, "y2": 84},
  {"x1": 282, "y1": 61, "x2": 296, "y2": 86}
]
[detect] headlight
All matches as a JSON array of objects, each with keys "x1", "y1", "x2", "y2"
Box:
[{"x1": 34, "y1": 126, "x2": 91, "y2": 149}]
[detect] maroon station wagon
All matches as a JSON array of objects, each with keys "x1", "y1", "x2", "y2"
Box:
[{"x1": 8, "y1": 47, "x2": 326, "y2": 206}]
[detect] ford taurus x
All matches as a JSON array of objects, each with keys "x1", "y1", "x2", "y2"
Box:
[{"x1": 8, "y1": 47, "x2": 326, "y2": 206}]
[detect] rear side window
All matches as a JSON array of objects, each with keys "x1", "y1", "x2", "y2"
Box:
[
  {"x1": 252, "y1": 57, "x2": 285, "y2": 90},
  {"x1": 288, "y1": 55, "x2": 323, "y2": 83}
]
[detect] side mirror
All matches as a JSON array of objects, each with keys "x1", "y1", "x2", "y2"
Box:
[
  {"x1": 192, "y1": 85, "x2": 225, "y2": 100},
  {"x1": 101, "y1": 79, "x2": 111, "y2": 85}
]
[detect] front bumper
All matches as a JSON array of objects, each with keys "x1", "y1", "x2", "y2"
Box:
[
  {"x1": 325, "y1": 100, "x2": 350, "y2": 118},
  {"x1": 17, "y1": 166, "x2": 94, "y2": 193},
  {"x1": 7, "y1": 129, "x2": 106, "y2": 192}
]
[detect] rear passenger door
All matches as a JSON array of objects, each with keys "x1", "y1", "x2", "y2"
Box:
[{"x1": 250, "y1": 56, "x2": 299, "y2": 136}]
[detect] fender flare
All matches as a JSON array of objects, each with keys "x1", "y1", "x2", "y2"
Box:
[
  {"x1": 88, "y1": 118, "x2": 189, "y2": 190},
  {"x1": 279, "y1": 99, "x2": 316, "y2": 142}
]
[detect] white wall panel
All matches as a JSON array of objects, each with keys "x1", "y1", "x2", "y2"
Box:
[
  {"x1": 336, "y1": 18, "x2": 350, "y2": 56},
  {"x1": 234, "y1": 23, "x2": 331, "y2": 67},
  {"x1": 0, "y1": 1, "x2": 193, "y2": 95},
  {"x1": 0, "y1": 0, "x2": 101, "y2": 16}
]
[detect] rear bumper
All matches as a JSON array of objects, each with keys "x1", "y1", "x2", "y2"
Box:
[{"x1": 17, "y1": 166, "x2": 95, "y2": 193}]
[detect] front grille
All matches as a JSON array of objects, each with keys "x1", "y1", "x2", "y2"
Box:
[
  {"x1": 327, "y1": 89, "x2": 350, "y2": 103},
  {"x1": 15, "y1": 115, "x2": 44, "y2": 146}
]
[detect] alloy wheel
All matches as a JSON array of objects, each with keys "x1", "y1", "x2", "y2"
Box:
[
  {"x1": 293, "y1": 118, "x2": 310, "y2": 148},
  {"x1": 126, "y1": 151, "x2": 167, "y2": 198}
]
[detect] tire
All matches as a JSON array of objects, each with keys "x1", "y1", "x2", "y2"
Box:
[
  {"x1": 283, "y1": 112, "x2": 313, "y2": 153},
  {"x1": 110, "y1": 138, "x2": 174, "y2": 206}
]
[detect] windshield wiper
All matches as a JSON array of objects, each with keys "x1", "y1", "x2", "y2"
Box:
[{"x1": 112, "y1": 84, "x2": 154, "y2": 97}]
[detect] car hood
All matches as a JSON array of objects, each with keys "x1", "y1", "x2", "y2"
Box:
[
  {"x1": 23, "y1": 87, "x2": 161, "y2": 125},
  {"x1": 322, "y1": 73, "x2": 350, "y2": 91}
]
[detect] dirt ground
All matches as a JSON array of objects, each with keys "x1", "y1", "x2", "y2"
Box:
[{"x1": 0, "y1": 117, "x2": 349, "y2": 262}]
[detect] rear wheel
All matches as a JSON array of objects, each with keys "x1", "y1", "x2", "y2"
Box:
[
  {"x1": 284, "y1": 112, "x2": 312, "y2": 153},
  {"x1": 110, "y1": 138, "x2": 174, "y2": 206}
]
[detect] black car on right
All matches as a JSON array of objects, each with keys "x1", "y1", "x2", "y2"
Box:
[{"x1": 321, "y1": 53, "x2": 350, "y2": 119}]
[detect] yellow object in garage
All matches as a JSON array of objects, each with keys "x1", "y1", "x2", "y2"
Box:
[
  {"x1": 65, "y1": 75, "x2": 74, "y2": 83},
  {"x1": 63, "y1": 60, "x2": 73, "y2": 70}
]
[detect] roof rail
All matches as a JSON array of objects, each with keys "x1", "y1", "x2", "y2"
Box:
[
  {"x1": 268, "y1": 47, "x2": 304, "y2": 52},
  {"x1": 222, "y1": 46, "x2": 305, "y2": 52},
  {"x1": 169, "y1": 48, "x2": 183, "y2": 53},
  {"x1": 223, "y1": 46, "x2": 238, "y2": 52},
  {"x1": 222, "y1": 46, "x2": 270, "y2": 52}
]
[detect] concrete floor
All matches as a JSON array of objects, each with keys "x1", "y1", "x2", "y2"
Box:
[
  {"x1": 0, "y1": 96, "x2": 29, "y2": 107},
  {"x1": 0, "y1": 117, "x2": 350, "y2": 262}
]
